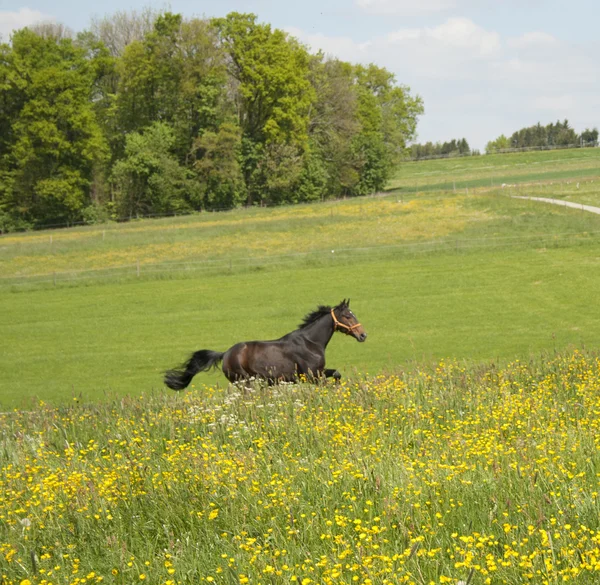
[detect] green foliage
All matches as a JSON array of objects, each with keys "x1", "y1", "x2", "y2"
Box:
[
  {"x1": 1, "y1": 11, "x2": 425, "y2": 228},
  {"x1": 214, "y1": 12, "x2": 314, "y2": 147},
  {"x1": 487, "y1": 120, "x2": 594, "y2": 153},
  {"x1": 191, "y1": 122, "x2": 246, "y2": 209},
  {"x1": 485, "y1": 133, "x2": 511, "y2": 154},
  {"x1": 295, "y1": 147, "x2": 329, "y2": 202},
  {"x1": 114, "y1": 13, "x2": 226, "y2": 160},
  {"x1": 581, "y1": 127, "x2": 599, "y2": 146},
  {"x1": 350, "y1": 64, "x2": 423, "y2": 195},
  {"x1": 111, "y1": 122, "x2": 196, "y2": 217},
  {"x1": 410, "y1": 137, "x2": 472, "y2": 159},
  {"x1": 0, "y1": 29, "x2": 108, "y2": 227}
]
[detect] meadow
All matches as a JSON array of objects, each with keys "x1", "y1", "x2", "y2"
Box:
[
  {"x1": 390, "y1": 148, "x2": 600, "y2": 196},
  {"x1": 2, "y1": 150, "x2": 600, "y2": 407},
  {"x1": 3, "y1": 148, "x2": 600, "y2": 585},
  {"x1": 2, "y1": 352, "x2": 600, "y2": 585}
]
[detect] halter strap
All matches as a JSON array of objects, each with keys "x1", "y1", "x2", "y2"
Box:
[{"x1": 330, "y1": 308, "x2": 362, "y2": 333}]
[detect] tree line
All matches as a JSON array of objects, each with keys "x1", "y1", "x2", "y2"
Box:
[
  {"x1": 409, "y1": 138, "x2": 478, "y2": 160},
  {"x1": 486, "y1": 120, "x2": 599, "y2": 154},
  {"x1": 0, "y1": 10, "x2": 423, "y2": 231}
]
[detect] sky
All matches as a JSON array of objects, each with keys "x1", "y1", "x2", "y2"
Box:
[{"x1": 1, "y1": 0, "x2": 599, "y2": 150}]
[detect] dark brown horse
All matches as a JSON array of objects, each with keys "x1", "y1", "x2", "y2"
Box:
[{"x1": 164, "y1": 299, "x2": 366, "y2": 389}]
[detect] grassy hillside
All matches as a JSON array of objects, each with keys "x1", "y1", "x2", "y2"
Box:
[
  {"x1": 1, "y1": 148, "x2": 600, "y2": 407},
  {"x1": 389, "y1": 147, "x2": 600, "y2": 194},
  {"x1": 2, "y1": 181, "x2": 600, "y2": 287}
]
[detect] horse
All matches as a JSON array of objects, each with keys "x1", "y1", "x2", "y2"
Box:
[{"x1": 164, "y1": 299, "x2": 366, "y2": 389}]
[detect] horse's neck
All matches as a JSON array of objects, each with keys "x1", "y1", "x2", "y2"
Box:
[{"x1": 298, "y1": 315, "x2": 334, "y2": 348}]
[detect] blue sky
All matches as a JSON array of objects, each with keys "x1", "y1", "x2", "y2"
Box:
[{"x1": 2, "y1": 0, "x2": 599, "y2": 150}]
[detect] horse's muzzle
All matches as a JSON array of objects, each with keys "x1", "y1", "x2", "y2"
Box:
[{"x1": 357, "y1": 332, "x2": 367, "y2": 342}]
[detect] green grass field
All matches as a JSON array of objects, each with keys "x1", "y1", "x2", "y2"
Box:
[
  {"x1": 390, "y1": 147, "x2": 600, "y2": 194},
  {"x1": 1, "y1": 148, "x2": 600, "y2": 407}
]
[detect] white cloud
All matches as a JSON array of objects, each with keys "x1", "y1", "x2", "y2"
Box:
[
  {"x1": 356, "y1": 0, "x2": 457, "y2": 15},
  {"x1": 0, "y1": 8, "x2": 55, "y2": 41},
  {"x1": 291, "y1": 17, "x2": 502, "y2": 81},
  {"x1": 388, "y1": 17, "x2": 501, "y2": 57},
  {"x1": 507, "y1": 31, "x2": 558, "y2": 49},
  {"x1": 286, "y1": 26, "x2": 372, "y2": 63},
  {"x1": 283, "y1": 17, "x2": 599, "y2": 149}
]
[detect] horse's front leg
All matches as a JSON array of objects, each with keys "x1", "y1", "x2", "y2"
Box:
[{"x1": 324, "y1": 368, "x2": 341, "y2": 381}]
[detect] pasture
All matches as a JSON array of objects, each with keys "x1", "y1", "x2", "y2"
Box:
[
  {"x1": 390, "y1": 147, "x2": 600, "y2": 196},
  {"x1": 1, "y1": 149, "x2": 600, "y2": 407}
]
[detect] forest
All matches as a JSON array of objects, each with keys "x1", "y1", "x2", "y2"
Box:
[
  {"x1": 408, "y1": 137, "x2": 474, "y2": 159},
  {"x1": 486, "y1": 120, "x2": 598, "y2": 153},
  {"x1": 0, "y1": 10, "x2": 424, "y2": 230}
]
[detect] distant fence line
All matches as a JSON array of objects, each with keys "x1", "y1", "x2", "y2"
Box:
[
  {"x1": 3, "y1": 173, "x2": 599, "y2": 240},
  {"x1": 0, "y1": 194, "x2": 384, "y2": 236},
  {"x1": 406, "y1": 141, "x2": 599, "y2": 162},
  {"x1": 3, "y1": 227, "x2": 600, "y2": 290}
]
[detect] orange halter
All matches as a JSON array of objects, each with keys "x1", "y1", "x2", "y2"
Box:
[{"x1": 330, "y1": 309, "x2": 362, "y2": 333}]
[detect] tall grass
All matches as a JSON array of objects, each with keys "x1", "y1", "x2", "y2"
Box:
[{"x1": 2, "y1": 351, "x2": 600, "y2": 584}]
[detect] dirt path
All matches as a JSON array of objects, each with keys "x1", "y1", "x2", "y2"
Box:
[{"x1": 512, "y1": 195, "x2": 600, "y2": 215}]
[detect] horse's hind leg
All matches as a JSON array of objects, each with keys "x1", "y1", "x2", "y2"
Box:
[{"x1": 324, "y1": 368, "x2": 341, "y2": 381}]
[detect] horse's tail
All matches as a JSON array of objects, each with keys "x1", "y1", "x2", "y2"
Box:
[{"x1": 164, "y1": 349, "x2": 224, "y2": 390}]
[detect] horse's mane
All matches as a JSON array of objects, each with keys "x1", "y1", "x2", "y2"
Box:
[{"x1": 298, "y1": 300, "x2": 348, "y2": 329}]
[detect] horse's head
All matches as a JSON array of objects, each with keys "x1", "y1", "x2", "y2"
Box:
[{"x1": 331, "y1": 299, "x2": 367, "y2": 342}]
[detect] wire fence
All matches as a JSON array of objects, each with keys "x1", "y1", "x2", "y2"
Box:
[
  {"x1": 405, "y1": 141, "x2": 599, "y2": 161},
  {"x1": 3, "y1": 227, "x2": 600, "y2": 291},
  {"x1": 3, "y1": 175, "x2": 600, "y2": 247}
]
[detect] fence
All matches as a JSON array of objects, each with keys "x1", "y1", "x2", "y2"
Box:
[
  {"x1": 406, "y1": 141, "x2": 599, "y2": 161},
  {"x1": 3, "y1": 227, "x2": 600, "y2": 290}
]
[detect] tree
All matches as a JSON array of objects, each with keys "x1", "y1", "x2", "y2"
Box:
[
  {"x1": 111, "y1": 122, "x2": 196, "y2": 217},
  {"x1": 581, "y1": 128, "x2": 599, "y2": 146},
  {"x1": 214, "y1": 13, "x2": 314, "y2": 147},
  {"x1": 114, "y1": 14, "x2": 226, "y2": 161},
  {"x1": 485, "y1": 134, "x2": 510, "y2": 154},
  {"x1": 213, "y1": 13, "x2": 315, "y2": 204},
  {"x1": 1, "y1": 10, "x2": 428, "y2": 227},
  {"x1": 90, "y1": 7, "x2": 159, "y2": 57},
  {"x1": 306, "y1": 56, "x2": 359, "y2": 197},
  {"x1": 351, "y1": 64, "x2": 423, "y2": 194},
  {"x1": 191, "y1": 122, "x2": 246, "y2": 209},
  {"x1": 0, "y1": 28, "x2": 108, "y2": 227}
]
